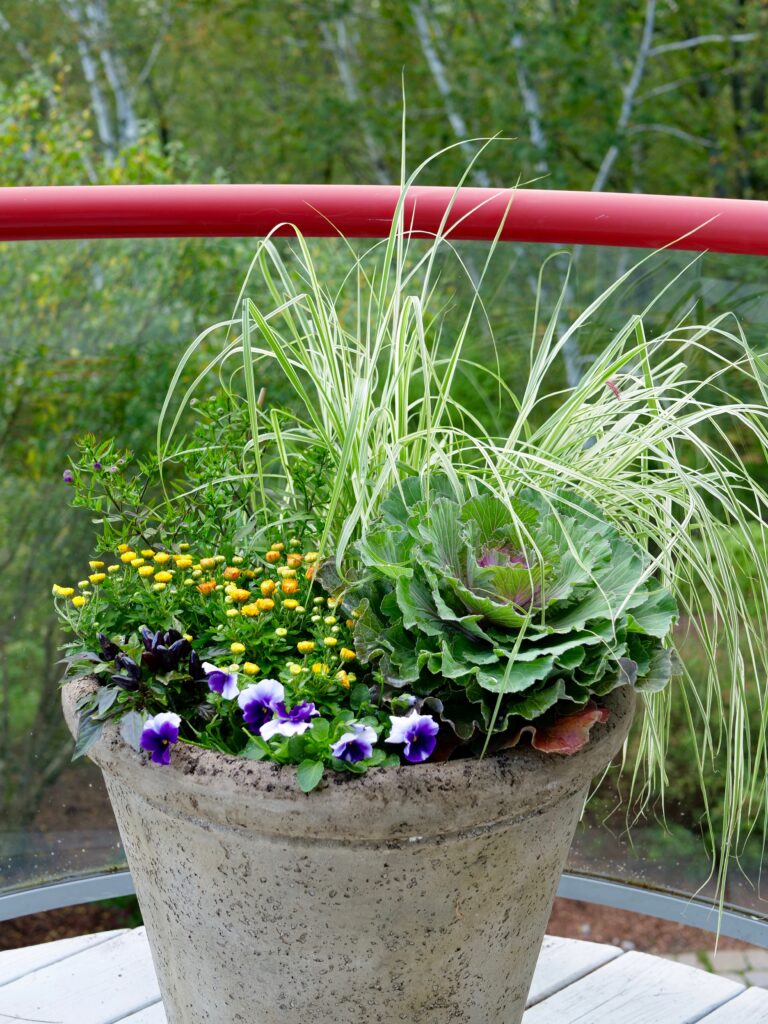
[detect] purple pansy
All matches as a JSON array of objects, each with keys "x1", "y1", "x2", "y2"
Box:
[
  {"x1": 202, "y1": 661, "x2": 239, "y2": 700},
  {"x1": 331, "y1": 722, "x2": 377, "y2": 763},
  {"x1": 238, "y1": 679, "x2": 285, "y2": 734},
  {"x1": 140, "y1": 712, "x2": 181, "y2": 765},
  {"x1": 260, "y1": 701, "x2": 319, "y2": 742},
  {"x1": 386, "y1": 711, "x2": 439, "y2": 764},
  {"x1": 62, "y1": 469, "x2": 74, "y2": 484}
]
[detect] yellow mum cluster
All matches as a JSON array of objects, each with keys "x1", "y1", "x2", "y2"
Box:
[{"x1": 54, "y1": 536, "x2": 360, "y2": 692}]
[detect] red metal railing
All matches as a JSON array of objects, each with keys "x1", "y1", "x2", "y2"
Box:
[{"x1": 0, "y1": 184, "x2": 766, "y2": 253}]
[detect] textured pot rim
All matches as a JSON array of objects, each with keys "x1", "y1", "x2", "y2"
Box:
[{"x1": 62, "y1": 676, "x2": 635, "y2": 842}]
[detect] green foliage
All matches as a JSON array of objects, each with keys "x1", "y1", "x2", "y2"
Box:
[{"x1": 349, "y1": 476, "x2": 677, "y2": 748}]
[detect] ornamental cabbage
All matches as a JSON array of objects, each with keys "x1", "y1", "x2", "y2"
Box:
[{"x1": 346, "y1": 476, "x2": 678, "y2": 751}]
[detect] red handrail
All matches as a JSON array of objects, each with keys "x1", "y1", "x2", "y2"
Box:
[{"x1": 0, "y1": 184, "x2": 766, "y2": 254}]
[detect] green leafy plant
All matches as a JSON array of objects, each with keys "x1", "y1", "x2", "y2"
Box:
[{"x1": 343, "y1": 476, "x2": 677, "y2": 756}]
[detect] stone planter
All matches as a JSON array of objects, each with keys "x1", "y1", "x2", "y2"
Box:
[{"x1": 63, "y1": 679, "x2": 634, "y2": 1024}]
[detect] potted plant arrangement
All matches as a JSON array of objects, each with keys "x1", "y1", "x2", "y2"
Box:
[{"x1": 55, "y1": 178, "x2": 768, "y2": 1023}]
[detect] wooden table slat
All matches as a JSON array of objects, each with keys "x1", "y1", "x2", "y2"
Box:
[
  {"x1": 114, "y1": 1004, "x2": 166, "y2": 1024},
  {"x1": 526, "y1": 934, "x2": 623, "y2": 1006},
  {"x1": 523, "y1": 949, "x2": 744, "y2": 1023},
  {"x1": 696, "y1": 985, "x2": 768, "y2": 1022},
  {"x1": 0, "y1": 929, "x2": 127, "y2": 987},
  {"x1": 0, "y1": 927, "x2": 160, "y2": 1024}
]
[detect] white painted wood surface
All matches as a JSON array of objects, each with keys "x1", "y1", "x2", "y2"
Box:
[
  {"x1": 697, "y1": 985, "x2": 768, "y2": 1022},
  {"x1": 0, "y1": 928, "x2": 126, "y2": 986},
  {"x1": 0, "y1": 928, "x2": 760, "y2": 1023},
  {"x1": 523, "y1": 949, "x2": 744, "y2": 1023},
  {"x1": 526, "y1": 933, "x2": 622, "y2": 1005},
  {"x1": 0, "y1": 927, "x2": 160, "y2": 1023}
]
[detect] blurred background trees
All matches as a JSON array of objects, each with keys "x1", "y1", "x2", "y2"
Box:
[{"x1": 0, "y1": 0, "x2": 766, "y2": 901}]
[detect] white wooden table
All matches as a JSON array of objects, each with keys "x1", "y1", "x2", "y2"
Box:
[{"x1": 1, "y1": 926, "x2": 766, "y2": 1023}]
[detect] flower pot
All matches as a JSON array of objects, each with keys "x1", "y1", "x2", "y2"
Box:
[{"x1": 62, "y1": 679, "x2": 634, "y2": 1024}]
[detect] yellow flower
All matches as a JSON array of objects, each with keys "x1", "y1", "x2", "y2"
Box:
[
  {"x1": 275, "y1": 627, "x2": 288, "y2": 637},
  {"x1": 241, "y1": 604, "x2": 260, "y2": 617},
  {"x1": 277, "y1": 566, "x2": 297, "y2": 578},
  {"x1": 323, "y1": 637, "x2": 338, "y2": 647},
  {"x1": 270, "y1": 542, "x2": 285, "y2": 551},
  {"x1": 88, "y1": 560, "x2": 105, "y2": 570},
  {"x1": 243, "y1": 661, "x2": 260, "y2": 675},
  {"x1": 152, "y1": 582, "x2": 167, "y2": 592},
  {"x1": 256, "y1": 597, "x2": 275, "y2": 612},
  {"x1": 260, "y1": 579, "x2": 276, "y2": 597},
  {"x1": 230, "y1": 588, "x2": 252, "y2": 603},
  {"x1": 297, "y1": 640, "x2": 315, "y2": 654},
  {"x1": 282, "y1": 599, "x2": 299, "y2": 610},
  {"x1": 200, "y1": 557, "x2": 217, "y2": 569},
  {"x1": 304, "y1": 551, "x2": 319, "y2": 563},
  {"x1": 311, "y1": 662, "x2": 330, "y2": 674},
  {"x1": 154, "y1": 552, "x2": 171, "y2": 564},
  {"x1": 232, "y1": 555, "x2": 244, "y2": 565},
  {"x1": 77, "y1": 580, "x2": 90, "y2": 589},
  {"x1": 52, "y1": 584, "x2": 75, "y2": 598},
  {"x1": 286, "y1": 553, "x2": 303, "y2": 568},
  {"x1": 138, "y1": 565, "x2": 155, "y2": 577},
  {"x1": 323, "y1": 615, "x2": 337, "y2": 625},
  {"x1": 108, "y1": 565, "x2": 121, "y2": 573},
  {"x1": 89, "y1": 573, "x2": 106, "y2": 584},
  {"x1": 174, "y1": 555, "x2": 193, "y2": 569},
  {"x1": 339, "y1": 647, "x2": 356, "y2": 662},
  {"x1": 179, "y1": 542, "x2": 190, "y2": 550},
  {"x1": 226, "y1": 608, "x2": 239, "y2": 618},
  {"x1": 72, "y1": 595, "x2": 87, "y2": 608},
  {"x1": 326, "y1": 597, "x2": 339, "y2": 608},
  {"x1": 336, "y1": 671, "x2": 351, "y2": 689},
  {"x1": 155, "y1": 571, "x2": 173, "y2": 583},
  {"x1": 183, "y1": 633, "x2": 193, "y2": 642},
  {"x1": 224, "y1": 584, "x2": 237, "y2": 595},
  {"x1": 265, "y1": 550, "x2": 281, "y2": 564},
  {"x1": 131, "y1": 557, "x2": 145, "y2": 568},
  {"x1": 288, "y1": 662, "x2": 303, "y2": 676},
  {"x1": 141, "y1": 549, "x2": 155, "y2": 558},
  {"x1": 231, "y1": 642, "x2": 246, "y2": 655},
  {"x1": 117, "y1": 543, "x2": 130, "y2": 553}
]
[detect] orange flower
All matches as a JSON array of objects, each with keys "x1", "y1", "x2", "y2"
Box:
[
  {"x1": 223, "y1": 566, "x2": 241, "y2": 581},
  {"x1": 286, "y1": 553, "x2": 303, "y2": 568},
  {"x1": 265, "y1": 551, "x2": 281, "y2": 564},
  {"x1": 197, "y1": 580, "x2": 217, "y2": 596},
  {"x1": 281, "y1": 578, "x2": 299, "y2": 595},
  {"x1": 305, "y1": 565, "x2": 316, "y2": 580}
]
